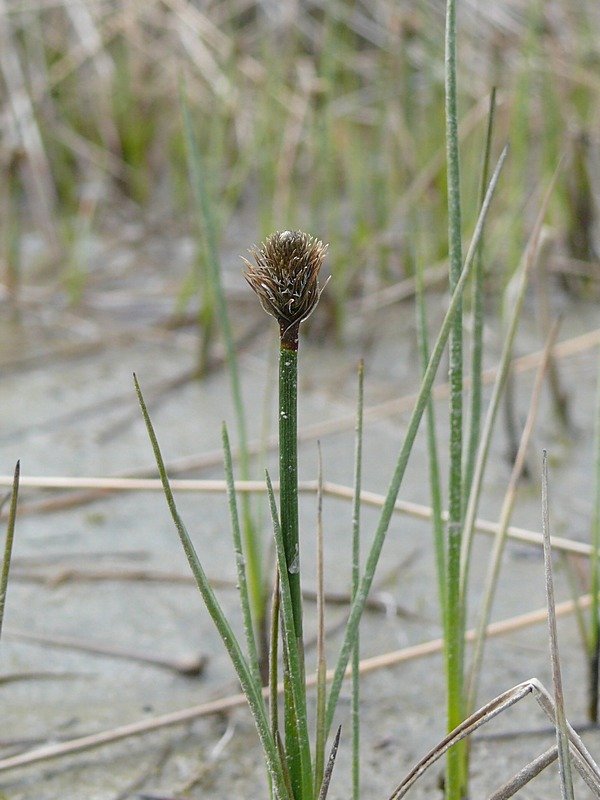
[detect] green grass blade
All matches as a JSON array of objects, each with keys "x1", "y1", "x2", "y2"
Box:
[
  {"x1": 324, "y1": 145, "x2": 508, "y2": 737},
  {"x1": 589, "y1": 348, "x2": 600, "y2": 721},
  {"x1": 134, "y1": 375, "x2": 288, "y2": 800},
  {"x1": 266, "y1": 470, "x2": 313, "y2": 800},
  {"x1": 416, "y1": 264, "x2": 446, "y2": 621},
  {"x1": 444, "y1": 1, "x2": 466, "y2": 790},
  {"x1": 459, "y1": 160, "x2": 563, "y2": 593},
  {"x1": 0, "y1": 461, "x2": 20, "y2": 641},
  {"x1": 269, "y1": 568, "x2": 281, "y2": 743},
  {"x1": 351, "y1": 361, "x2": 364, "y2": 800},
  {"x1": 222, "y1": 423, "x2": 261, "y2": 689},
  {"x1": 279, "y1": 344, "x2": 303, "y2": 641},
  {"x1": 314, "y1": 444, "x2": 327, "y2": 796},
  {"x1": 462, "y1": 88, "x2": 497, "y2": 506},
  {"x1": 179, "y1": 81, "x2": 263, "y2": 626}
]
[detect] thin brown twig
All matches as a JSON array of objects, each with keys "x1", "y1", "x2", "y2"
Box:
[{"x1": 3, "y1": 627, "x2": 206, "y2": 677}]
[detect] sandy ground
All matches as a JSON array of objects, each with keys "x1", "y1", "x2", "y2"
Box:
[{"x1": 1, "y1": 229, "x2": 600, "y2": 799}]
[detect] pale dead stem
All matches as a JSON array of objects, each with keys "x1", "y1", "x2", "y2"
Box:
[
  {"x1": 2, "y1": 627, "x2": 206, "y2": 677},
  {"x1": 3, "y1": 327, "x2": 599, "y2": 517},
  {"x1": 0, "y1": 592, "x2": 596, "y2": 775},
  {"x1": 386, "y1": 678, "x2": 600, "y2": 800},
  {"x1": 0, "y1": 474, "x2": 595, "y2": 558}
]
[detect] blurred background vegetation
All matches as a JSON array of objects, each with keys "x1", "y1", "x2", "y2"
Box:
[{"x1": 1, "y1": 0, "x2": 599, "y2": 330}]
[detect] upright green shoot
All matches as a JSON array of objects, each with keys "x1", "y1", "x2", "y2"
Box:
[
  {"x1": 588, "y1": 350, "x2": 600, "y2": 721},
  {"x1": 416, "y1": 267, "x2": 446, "y2": 619},
  {"x1": 462, "y1": 88, "x2": 497, "y2": 507},
  {"x1": 314, "y1": 443, "x2": 327, "y2": 796},
  {"x1": 222, "y1": 424, "x2": 261, "y2": 691},
  {"x1": 445, "y1": 0, "x2": 466, "y2": 794},
  {"x1": 351, "y1": 361, "x2": 364, "y2": 800}
]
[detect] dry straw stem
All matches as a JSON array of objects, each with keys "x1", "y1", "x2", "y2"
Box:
[
  {"x1": 0, "y1": 592, "x2": 596, "y2": 775},
  {"x1": 0, "y1": 474, "x2": 594, "y2": 559},
  {"x1": 387, "y1": 678, "x2": 600, "y2": 800},
  {"x1": 4, "y1": 326, "x2": 599, "y2": 523}
]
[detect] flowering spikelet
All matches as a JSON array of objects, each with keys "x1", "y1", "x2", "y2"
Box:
[{"x1": 242, "y1": 230, "x2": 328, "y2": 337}]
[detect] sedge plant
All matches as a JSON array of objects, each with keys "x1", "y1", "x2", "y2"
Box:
[{"x1": 136, "y1": 138, "x2": 504, "y2": 795}]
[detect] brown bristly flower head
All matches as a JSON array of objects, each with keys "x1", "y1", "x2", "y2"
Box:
[{"x1": 242, "y1": 230, "x2": 328, "y2": 343}]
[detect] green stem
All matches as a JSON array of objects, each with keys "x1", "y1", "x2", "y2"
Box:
[
  {"x1": 222, "y1": 424, "x2": 261, "y2": 690},
  {"x1": 445, "y1": 0, "x2": 466, "y2": 795},
  {"x1": 589, "y1": 349, "x2": 600, "y2": 721},
  {"x1": 279, "y1": 325, "x2": 303, "y2": 641},
  {"x1": 314, "y1": 445, "x2": 326, "y2": 796},
  {"x1": 351, "y1": 361, "x2": 364, "y2": 800},
  {"x1": 462, "y1": 88, "x2": 496, "y2": 508},
  {"x1": 417, "y1": 269, "x2": 446, "y2": 620},
  {"x1": 278, "y1": 321, "x2": 307, "y2": 800}
]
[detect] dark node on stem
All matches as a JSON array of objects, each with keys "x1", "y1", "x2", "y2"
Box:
[
  {"x1": 280, "y1": 321, "x2": 300, "y2": 352},
  {"x1": 242, "y1": 230, "x2": 328, "y2": 343}
]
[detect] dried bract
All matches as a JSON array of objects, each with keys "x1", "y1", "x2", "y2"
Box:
[{"x1": 243, "y1": 230, "x2": 328, "y2": 332}]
